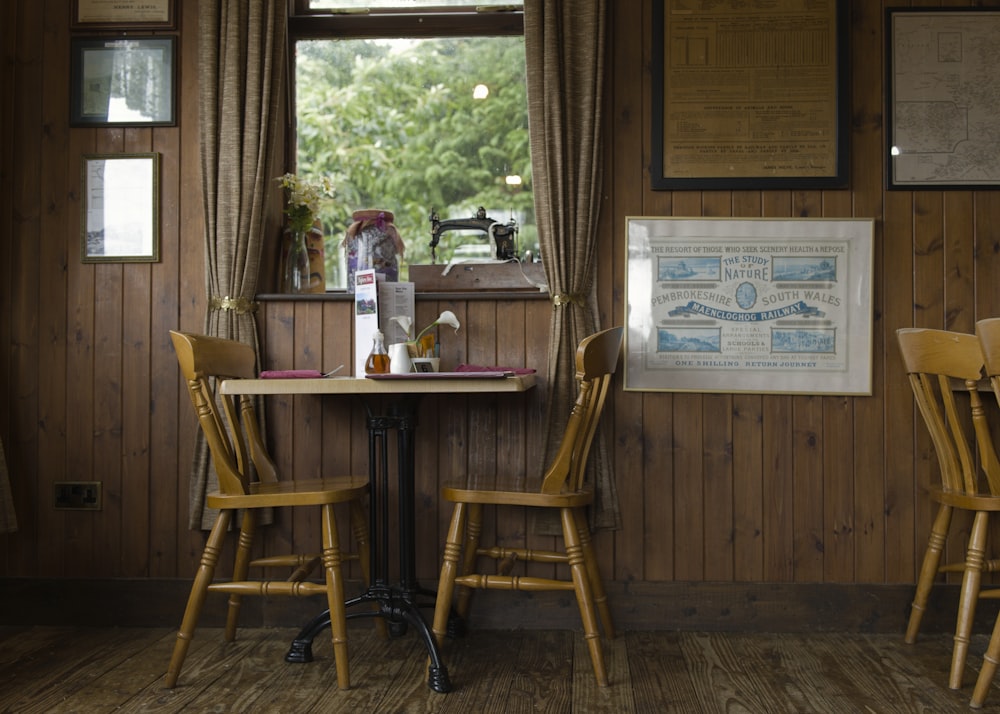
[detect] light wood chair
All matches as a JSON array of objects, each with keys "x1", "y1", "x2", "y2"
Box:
[
  {"x1": 166, "y1": 330, "x2": 371, "y2": 690},
  {"x1": 431, "y1": 326, "x2": 623, "y2": 687},
  {"x1": 897, "y1": 327, "x2": 1000, "y2": 692},
  {"x1": 969, "y1": 317, "x2": 1000, "y2": 707}
]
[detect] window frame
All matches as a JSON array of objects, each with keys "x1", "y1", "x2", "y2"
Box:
[
  {"x1": 286, "y1": 3, "x2": 530, "y2": 292},
  {"x1": 289, "y1": 5, "x2": 523, "y2": 39}
]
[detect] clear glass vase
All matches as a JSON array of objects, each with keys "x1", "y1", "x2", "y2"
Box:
[{"x1": 283, "y1": 230, "x2": 310, "y2": 293}]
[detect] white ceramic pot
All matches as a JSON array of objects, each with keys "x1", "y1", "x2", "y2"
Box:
[{"x1": 388, "y1": 343, "x2": 412, "y2": 374}]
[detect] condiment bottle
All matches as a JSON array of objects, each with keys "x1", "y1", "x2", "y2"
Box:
[{"x1": 365, "y1": 329, "x2": 391, "y2": 374}]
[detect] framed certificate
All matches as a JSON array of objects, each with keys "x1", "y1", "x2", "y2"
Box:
[
  {"x1": 72, "y1": 0, "x2": 176, "y2": 30},
  {"x1": 651, "y1": 0, "x2": 849, "y2": 190}
]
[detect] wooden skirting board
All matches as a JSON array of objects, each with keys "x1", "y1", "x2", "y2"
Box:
[{"x1": 0, "y1": 579, "x2": 989, "y2": 635}]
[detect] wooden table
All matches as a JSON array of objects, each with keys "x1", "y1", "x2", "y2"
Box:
[{"x1": 220, "y1": 372, "x2": 536, "y2": 693}]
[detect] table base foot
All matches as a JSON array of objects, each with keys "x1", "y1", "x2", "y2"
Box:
[
  {"x1": 427, "y1": 664, "x2": 452, "y2": 694},
  {"x1": 446, "y1": 610, "x2": 465, "y2": 639},
  {"x1": 285, "y1": 593, "x2": 453, "y2": 693},
  {"x1": 285, "y1": 610, "x2": 330, "y2": 663},
  {"x1": 284, "y1": 637, "x2": 315, "y2": 664}
]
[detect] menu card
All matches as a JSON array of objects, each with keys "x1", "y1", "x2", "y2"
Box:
[{"x1": 353, "y1": 269, "x2": 414, "y2": 376}]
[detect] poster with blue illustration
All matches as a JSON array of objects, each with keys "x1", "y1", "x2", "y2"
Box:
[{"x1": 625, "y1": 217, "x2": 873, "y2": 394}]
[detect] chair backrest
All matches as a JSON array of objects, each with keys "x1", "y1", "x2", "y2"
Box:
[
  {"x1": 975, "y1": 318, "x2": 1000, "y2": 494},
  {"x1": 540, "y1": 326, "x2": 624, "y2": 495},
  {"x1": 170, "y1": 330, "x2": 277, "y2": 495},
  {"x1": 896, "y1": 327, "x2": 999, "y2": 496}
]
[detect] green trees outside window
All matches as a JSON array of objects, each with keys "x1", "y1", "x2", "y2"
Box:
[{"x1": 295, "y1": 36, "x2": 535, "y2": 288}]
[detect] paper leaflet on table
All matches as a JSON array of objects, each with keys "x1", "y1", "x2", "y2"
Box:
[{"x1": 353, "y1": 269, "x2": 414, "y2": 376}]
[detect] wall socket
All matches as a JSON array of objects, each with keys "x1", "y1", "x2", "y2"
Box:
[{"x1": 54, "y1": 481, "x2": 102, "y2": 510}]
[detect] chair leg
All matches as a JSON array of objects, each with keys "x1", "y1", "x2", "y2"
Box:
[
  {"x1": 561, "y1": 507, "x2": 608, "y2": 687},
  {"x1": 906, "y1": 504, "x2": 952, "y2": 644},
  {"x1": 165, "y1": 509, "x2": 233, "y2": 689},
  {"x1": 454, "y1": 503, "x2": 482, "y2": 621},
  {"x1": 432, "y1": 502, "x2": 468, "y2": 647},
  {"x1": 950, "y1": 509, "x2": 989, "y2": 690},
  {"x1": 321, "y1": 503, "x2": 351, "y2": 690},
  {"x1": 971, "y1": 610, "x2": 1000, "y2": 708},
  {"x1": 574, "y1": 507, "x2": 614, "y2": 639},
  {"x1": 225, "y1": 508, "x2": 257, "y2": 642}
]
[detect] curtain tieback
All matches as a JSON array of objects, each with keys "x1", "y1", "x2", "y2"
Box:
[
  {"x1": 552, "y1": 292, "x2": 585, "y2": 307},
  {"x1": 209, "y1": 295, "x2": 259, "y2": 314}
]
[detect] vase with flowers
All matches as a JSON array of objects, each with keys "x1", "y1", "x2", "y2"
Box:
[
  {"x1": 389, "y1": 310, "x2": 461, "y2": 369},
  {"x1": 276, "y1": 173, "x2": 335, "y2": 293}
]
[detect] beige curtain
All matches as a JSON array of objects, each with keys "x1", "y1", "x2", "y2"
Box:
[
  {"x1": 191, "y1": 0, "x2": 285, "y2": 528},
  {"x1": 525, "y1": 0, "x2": 618, "y2": 529}
]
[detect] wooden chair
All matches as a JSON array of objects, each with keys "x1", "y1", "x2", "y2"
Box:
[
  {"x1": 969, "y1": 317, "x2": 1000, "y2": 707},
  {"x1": 166, "y1": 330, "x2": 371, "y2": 690},
  {"x1": 897, "y1": 327, "x2": 1000, "y2": 692},
  {"x1": 431, "y1": 326, "x2": 623, "y2": 687}
]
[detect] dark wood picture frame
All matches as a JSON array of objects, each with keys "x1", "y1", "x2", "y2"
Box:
[
  {"x1": 70, "y1": 36, "x2": 176, "y2": 127},
  {"x1": 71, "y1": 0, "x2": 176, "y2": 31},
  {"x1": 651, "y1": 0, "x2": 849, "y2": 190},
  {"x1": 886, "y1": 8, "x2": 1000, "y2": 190}
]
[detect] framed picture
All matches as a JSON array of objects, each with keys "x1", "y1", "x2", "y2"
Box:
[
  {"x1": 651, "y1": 0, "x2": 849, "y2": 190},
  {"x1": 624, "y1": 217, "x2": 874, "y2": 395},
  {"x1": 886, "y1": 9, "x2": 1000, "y2": 189},
  {"x1": 70, "y1": 36, "x2": 176, "y2": 127},
  {"x1": 81, "y1": 154, "x2": 160, "y2": 263},
  {"x1": 71, "y1": 0, "x2": 175, "y2": 30}
]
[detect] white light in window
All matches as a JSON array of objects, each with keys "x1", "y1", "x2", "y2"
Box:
[
  {"x1": 505, "y1": 174, "x2": 522, "y2": 186},
  {"x1": 890, "y1": 146, "x2": 900, "y2": 156},
  {"x1": 473, "y1": 84, "x2": 489, "y2": 99}
]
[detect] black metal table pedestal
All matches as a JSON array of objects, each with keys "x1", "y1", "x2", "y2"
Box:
[{"x1": 284, "y1": 396, "x2": 452, "y2": 694}]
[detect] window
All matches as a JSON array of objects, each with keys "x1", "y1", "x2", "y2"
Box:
[{"x1": 289, "y1": 3, "x2": 534, "y2": 290}]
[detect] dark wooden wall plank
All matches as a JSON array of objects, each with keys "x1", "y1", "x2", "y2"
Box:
[
  {"x1": 34, "y1": 0, "x2": 71, "y2": 579},
  {"x1": 150, "y1": 124, "x2": 182, "y2": 579},
  {"x1": 851, "y1": 0, "x2": 888, "y2": 584}
]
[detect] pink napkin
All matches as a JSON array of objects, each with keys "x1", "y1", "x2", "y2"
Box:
[
  {"x1": 260, "y1": 369, "x2": 324, "y2": 379},
  {"x1": 456, "y1": 364, "x2": 536, "y2": 375}
]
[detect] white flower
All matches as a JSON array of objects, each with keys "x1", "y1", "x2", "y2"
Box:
[
  {"x1": 389, "y1": 315, "x2": 414, "y2": 339},
  {"x1": 388, "y1": 311, "x2": 461, "y2": 355},
  {"x1": 276, "y1": 173, "x2": 336, "y2": 233},
  {"x1": 431, "y1": 310, "x2": 461, "y2": 334}
]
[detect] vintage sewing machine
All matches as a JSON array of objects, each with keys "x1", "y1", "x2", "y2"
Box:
[{"x1": 428, "y1": 207, "x2": 518, "y2": 263}]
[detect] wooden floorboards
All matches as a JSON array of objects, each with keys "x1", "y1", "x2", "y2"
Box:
[{"x1": 2, "y1": 625, "x2": 1000, "y2": 712}]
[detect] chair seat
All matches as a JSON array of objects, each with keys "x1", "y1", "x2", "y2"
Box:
[
  {"x1": 441, "y1": 484, "x2": 593, "y2": 508},
  {"x1": 207, "y1": 476, "x2": 369, "y2": 509}
]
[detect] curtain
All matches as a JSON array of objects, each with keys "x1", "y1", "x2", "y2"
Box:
[
  {"x1": 191, "y1": 0, "x2": 286, "y2": 529},
  {"x1": 525, "y1": 0, "x2": 618, "y2": 529}
]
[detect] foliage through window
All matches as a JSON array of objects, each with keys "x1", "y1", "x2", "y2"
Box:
[{"x1": 290, "y1": 4, "x2": 534, "y2": 290}]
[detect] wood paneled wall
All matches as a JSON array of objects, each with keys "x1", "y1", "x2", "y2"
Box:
[{"x1": 3, "y1": 0, "x2": 1000, "y2": 604}]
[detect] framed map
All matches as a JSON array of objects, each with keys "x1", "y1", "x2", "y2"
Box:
[
  {"x1": 624, "y1": 217, "x2": 874, "y2": 395},
  {"x1": 887, "y1": 9, "x2": 1000, "y2": 189}
]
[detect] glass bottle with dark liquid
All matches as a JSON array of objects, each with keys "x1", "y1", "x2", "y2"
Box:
[{"x1": 365, "y1": 329, "x2": 390, "y2": 374}]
